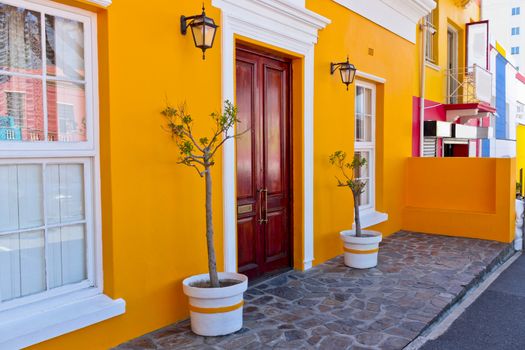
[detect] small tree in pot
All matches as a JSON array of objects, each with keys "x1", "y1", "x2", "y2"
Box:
[
  {"x1": 329, "y1": 151, "x2": 367, "y2": 237},
  {"x1": 329, "y1": 151, "x2": 382, "y2": 269},
  {"x1": 161, "y1": 100, "x2": 249, "y2": 336}
]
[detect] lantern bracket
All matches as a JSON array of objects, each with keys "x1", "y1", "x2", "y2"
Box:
[
  {"x1": 180, "y1": 14, "x2": 200, "y2": 35},
  {"x1": 330, "y1": 56, "x2": 351, "y2": 75}
]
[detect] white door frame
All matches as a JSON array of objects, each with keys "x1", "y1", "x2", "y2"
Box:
[
  {"x1": 212, "y1": 0, "x2": 330, "y2": 272},
  {"x1": 448, "y1": 25, "x2": 459, "y2": 103}
]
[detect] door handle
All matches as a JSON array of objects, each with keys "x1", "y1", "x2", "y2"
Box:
[{"x1": 258, "y1": 188, "x2": 268, "y2": 224}]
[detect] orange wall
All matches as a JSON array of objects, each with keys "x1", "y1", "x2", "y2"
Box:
[{"x1": 403, "y1": 157, "x2": 515, "y2": 243}]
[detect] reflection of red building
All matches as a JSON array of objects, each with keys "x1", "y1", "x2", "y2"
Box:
[
  {"x1": 0, "y1": 69, "x2": 86, "y2": 142},
  {"x1": 0, "y1": 4, "x2": 86, "y2": 142}
]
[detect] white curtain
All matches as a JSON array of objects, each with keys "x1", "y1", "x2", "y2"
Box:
[{"x1": 0, "y1": 163, "x2": 86, "y2": 302}]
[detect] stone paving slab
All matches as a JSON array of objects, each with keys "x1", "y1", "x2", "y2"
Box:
[{"x1": 115, "y1": 231, "x2": 512, "y2": 350}]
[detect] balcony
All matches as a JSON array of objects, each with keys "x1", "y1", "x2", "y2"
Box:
[
  {"x1": 447, "y1": 65, "x2": 492, "y2": 105},
  {"x1": 446, "y1": 65, "x2": 495, "y2": 123}
]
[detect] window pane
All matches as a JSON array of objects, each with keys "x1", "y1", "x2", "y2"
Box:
[
  {"x1": 17, "y1": 164, "x2": 43, "y2": 229},
  {"x1": 45, "y1": 15, "x2": 85, "y2": 80},
  {"x1": 0, "y1": 230, "x2": 45, "y2": 301},
  {"x1": 0, "y1": 164, "x2": 18, "y2": 231},
  {"x1": 354, "y1": 151, "x2": 370, "y2": 207},
  {"x1": 46, "y1": 163, "x2": 85, "y2": 225},
  {"x1": 0, "y1": 164, "x2": 43, "y2": 232},
  {"x1": 356, "y1": 86, "x2": 364, "y2": 114},
  {"x1": 364, "y1": 115, "x2": 372, "y2": 142},
  {"x1": 355, "y1": 151, "x2": 369, "y2": 179},
  {"x1": 0, "y1": 233, "x2": 21, "y2": 301},
  {"x1": 365, "y1": 88, "x2": 372, "y2": 115},
  {"x1": 0, "y1": 76, "x2": 44, "y2": 141},
  {"x1": 0, "y1": 4, "x2": 42, "y2": 75},
  {"x1": 356, "y1": 115, "x2": 363, "y2": 142},
  {"x1": 48, "y1": 224, "x2": 86, "y2": 289},
  {"x1": 47, "y1": 80, "x2": 86, "y2": 142}
]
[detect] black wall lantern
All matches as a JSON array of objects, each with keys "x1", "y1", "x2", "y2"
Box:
[
  {"x1": 181, "y1": 5, "x2": 218, "y2": 60},
  {"x1": 331, "y1": 56, "x2": 357, "y2": 90}
]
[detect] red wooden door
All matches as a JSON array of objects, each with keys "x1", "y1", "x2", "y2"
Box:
[{"x1": 236, "y1": 46, "x2": 292, "y2": 280}]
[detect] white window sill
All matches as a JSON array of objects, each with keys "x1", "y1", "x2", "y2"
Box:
[
  {"x1": 0, "y1": 289, "x2": 125, "y2": 350},
  {"x1": 352, "y1": 210, "x2": 388, "y2": 229},
  {"x1": 425, "y1": 61, "x2": 442, "y2": 72}
]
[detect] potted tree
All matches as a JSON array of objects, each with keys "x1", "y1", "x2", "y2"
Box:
[
  {"x1": 162, "y1": 101, "x2": 248, "y2": 336},
  {"x1": 329, "y1": 151, "x2": 382, "y2": 269}
]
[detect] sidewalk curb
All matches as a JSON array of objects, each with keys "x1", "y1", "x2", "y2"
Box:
[{"x1": 405, "y1": 245, "x2": 519, "y2": 350}]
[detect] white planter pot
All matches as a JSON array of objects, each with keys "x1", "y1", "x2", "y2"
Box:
[
  {"x1": 182, "y1": 272, "x2": 248, "y2": 336},
  {"x1": 340, "y1": 230, "x2": 382, "y2": 269}
]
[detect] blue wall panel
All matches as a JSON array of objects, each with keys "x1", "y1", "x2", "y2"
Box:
[
  {"x1": 482, "y1": 139, "x2": 490, "y2": 157},
  {"x1": 495, "y1": 54, "x2": 507, "y2": 139}
]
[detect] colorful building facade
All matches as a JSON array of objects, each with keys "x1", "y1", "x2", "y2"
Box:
[{"x1": 0, "y1": 0, "x2": 516, "y2": 349}]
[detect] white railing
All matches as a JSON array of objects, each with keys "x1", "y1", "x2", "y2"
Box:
[{"x1": 446, "y1": 64, "x2": 493, "y2": 105}]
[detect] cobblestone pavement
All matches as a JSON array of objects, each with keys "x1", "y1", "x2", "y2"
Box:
[{"x1": 115, "y1": 231, "x2": 511, "y2": 350}]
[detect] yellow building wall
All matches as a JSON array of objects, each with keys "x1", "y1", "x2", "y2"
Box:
[
  {"x1": 33, "y1": 0, "x2": 225, "y2": 349},
  {"x1": 28, "y1": 1, "x2": 472, "y2": 349},
  {"x1": 518, "y1": 125, "x2": 525, "y2": 193},
  {"x1": 414, "y1": 0, "x2": 480, "y2": 103}
]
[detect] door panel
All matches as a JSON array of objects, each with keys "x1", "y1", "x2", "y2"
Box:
[
  {"x1": 236, "y1": 59, "x2": 257, "y2": 200},
  {"x1": 236, "y1": 46, "x2": 292, "y2": 279},
  {"x1": 265, "y1": 66, "x2": 285, "y2": 195},
  {"x1": 265, "y1": 209, "x2": 288, "y2": 262},
  {"x1": 237, "y1": 217, "x2": 258, "y2": 271}
]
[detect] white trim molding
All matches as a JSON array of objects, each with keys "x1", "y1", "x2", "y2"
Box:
[
  {"x1": 353, "y1": 211, "x2": 389, "y2": 230},
  {"x1": 333, "y1": 0, "x2": 436, "y2": 43},
  {"x1": 83, "y1": 0, "x2": 112, "y2": 7},
  {"x1": 0, "y1": 291, "x2": 125, "y2": 350},
  {"x1": 212, "y1": 0, "x2": 330, "y2": 272},
  {"x1": 356, "y1": 70, "x2": 387, "y2": 84}
]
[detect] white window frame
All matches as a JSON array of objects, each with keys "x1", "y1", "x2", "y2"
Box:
[
  {"x1": 424, "y1": 11, "x2": 437, "y2": 64},
  {"x1": 354, "y1": 80, "x2": 376, "y2": 215},
  {"x1": 0, "y1": 0, "x2": 96, "y2": 155},
  {"x1": 353, "y1": 80, "x2": 388, "y2": 229},
  {"x1": 0, "y1": 158, "x2": 95, "y2": 312},
  {"x1": 0, "y1": 1, "x2": 123, "y2": 348}
]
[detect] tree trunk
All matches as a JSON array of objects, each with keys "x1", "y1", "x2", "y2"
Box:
[
  {"x1": 205, "y1": 166, "x2": 220, "y2": 288},
  {"x1": 353, "y1": 190, "x2": 362, "y2": 237}
]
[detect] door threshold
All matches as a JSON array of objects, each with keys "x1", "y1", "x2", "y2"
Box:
[{"x1": 248, "y1": 267, "x2": 293, "y2": 287}]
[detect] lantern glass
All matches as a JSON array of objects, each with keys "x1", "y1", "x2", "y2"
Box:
[
  {"x1": 339, "y1": 63, "x2": 356, "y2": 85},
  {"x1": 340, "y1": 66, "x2": 350, "y2": 84},
  {"x1": 190, "y1": 16, "x2": 217, "y2": 49}
]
